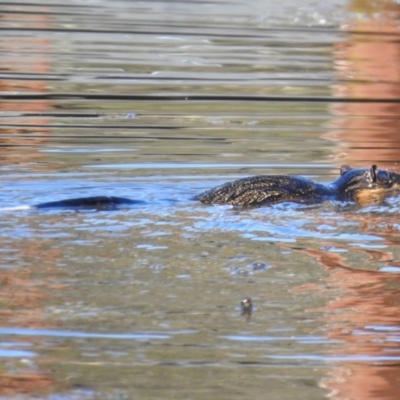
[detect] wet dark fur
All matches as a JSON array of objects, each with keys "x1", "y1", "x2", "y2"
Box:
[
  {"x1": 34, "y1": 196, "x2": 145, "y2": 210},
  {"x1": 195, "y1": 165, "x2": 400, "y2": 207},
  {"x1": 194, "y1": 175, "x2": 331, "y2": 206},
  {"x1": 31, "y1": 164, "x2": 400, "y2": 210}
]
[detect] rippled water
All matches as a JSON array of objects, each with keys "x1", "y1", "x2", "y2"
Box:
[{"x1": 1, "y1": 0, "x2": 400, "y2": 399}]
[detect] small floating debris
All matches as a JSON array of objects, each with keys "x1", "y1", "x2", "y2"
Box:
[{"x1": 240, "y1": 297, "x2": 253, "y2": 321}]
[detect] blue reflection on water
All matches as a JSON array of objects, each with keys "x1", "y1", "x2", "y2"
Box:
[
  {"x1": 0, "y1": 327, "x2": 172, "y2": 340},
  {"x1": 0, "y1": 348, "x2": 36, "y2": 358}
]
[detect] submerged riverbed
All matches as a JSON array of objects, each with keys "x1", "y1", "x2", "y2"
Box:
[{"x1": 1, "y1": 0, "x2": 400, "y2": 399}]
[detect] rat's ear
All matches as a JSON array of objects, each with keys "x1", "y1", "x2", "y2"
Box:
[
  {"x1": 370, "y1": 165, "x2": 378, "y2": 183},
  {"x1": 340, "y1": 165, "x2": 352, "y2": 176}
]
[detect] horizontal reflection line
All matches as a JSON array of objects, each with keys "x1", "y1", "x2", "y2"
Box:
[
  {"x1": 1, "y1": 26, "x2": 399, "y2": 38},
  {"x1": 1, "y1": 94, "x2": 400, "y2": 103},
  {"x1": 0, "y1": 73, "x2": 389, "y2": 86},
  {"x1": 0, "y1": 135, "x2": 227, "y2": 140},
  {"x1": 0, "y1": 124, "x2": 185, "y2": 130}
]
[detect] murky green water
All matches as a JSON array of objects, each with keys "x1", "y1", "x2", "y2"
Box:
[{"x1": 1, "y1": 0, "x2": 400, "y2": 399}]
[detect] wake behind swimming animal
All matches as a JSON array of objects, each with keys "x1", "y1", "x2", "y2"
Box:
[{"x1": 6, "y1": 164, "x2": 400, "y2": 211}]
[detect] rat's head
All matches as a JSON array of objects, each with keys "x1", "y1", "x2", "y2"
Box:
[{"x1": 335, "y1": 165, "x2": 400, "y2": 205}]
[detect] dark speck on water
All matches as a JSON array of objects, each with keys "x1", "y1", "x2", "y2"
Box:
[{"x1": 240, "y1": 297, "x2": 253, "y2": 316}]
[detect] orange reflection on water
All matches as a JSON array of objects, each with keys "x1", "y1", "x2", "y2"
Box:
[
  {"x1": 0, "y1": 6, "x2": 66, "y2": 397},
  {"x1": 327, "y1": 0, "x2": 400, "y2": 168},
  {"x1": 316, "y1": 4, "x2": 400, "y2": 393},
  {"x1": 292, "y1": 213, "x2": 400, "y2": 400},
  {"x1": 305, "y1": 248, "x2": 400, "y2": 400},
  {"x1": 0, "y1": 237, "x2": 65, "y2": 396},
  {"x1": 0, "y1": 8, "x2": 53, "y2": 166}
]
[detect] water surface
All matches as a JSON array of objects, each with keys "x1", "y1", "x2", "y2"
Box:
[{"x1": 1, "y1": 0, "x2": 400, "y2": 399}]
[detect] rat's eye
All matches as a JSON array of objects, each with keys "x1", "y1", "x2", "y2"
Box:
[{"x1": 376, "y1": 170, "x2": 393, "y2": 187}]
